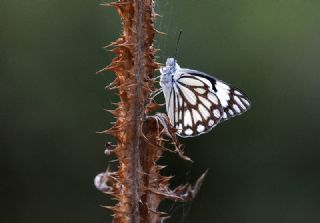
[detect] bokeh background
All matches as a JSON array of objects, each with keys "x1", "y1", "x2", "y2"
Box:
[{"x1": 1, "y1": 0, "x2": 320, "y2": 222}]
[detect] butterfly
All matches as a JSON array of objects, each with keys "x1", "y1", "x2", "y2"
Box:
[{"x1": 159, "y1": 58, "x2": 251, "y2": 138}]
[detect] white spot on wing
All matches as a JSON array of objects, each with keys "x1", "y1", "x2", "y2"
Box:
[
  {"x1": 174, "y1": 111, "x2": 178, "y2": 123},
  {"x1": 228, "y1": 109, "x2": 234, "y2": 116},
  {"x1": 196, "y1": 76, "x2": 212, "y2": 88},
  {"x1": 194, "y1": 88, "x2": 206, "y2": 94},
  {"x1": 216, "y1": 81, "x2": 230, "y2": 90},
  {"x1": 208, "y1": 119, "x2": 215, "y2": 127},
  {"x1": 167, "y1": 90, "x2": 174, "y2": 124},
  {"x1": 241, "y1": 98, "x2": 250, "y2": 106},
  {"x1": 178, "y1": 84, "x2": 197, "y2": 105},
  {"x1": 207, "y1": 93, "x2": 219, "y2": 105},
  {"x1": 213, "y1": 109, "x2": 220, "y2": 118},
  {"x1": 185, "y1": 128, "x2": 193, "y2": 135},
  {"x1": 192, "y1": 109, "x2": 202, "y2": 124},
  {"x1": 233, "y1": 104, "x2": 241, "y2": 113},
  {"x1": 234, "y1": 90, "x2": 243, "y2": 96},
  {"x1": 174, "y1": 95, "x2": 179, "y2": 122},
  {"x1": 234, "y1": 96, "x2": 246, "y2": 109},
  {"x1": 178, "y1": 92, "x2": 183, "y2": 107},
  {"x1": 184, "y1": 110, "x2": 193, "y2": 127},
  {"x1": 223, "y1": 112, "x2": 227, "y2": 119},
  {"x1": 216, "y1": 85, "x2": 230, "y2": 107},
  {"x1": 198, "y1": 104, "x2": 210, "y2": 119},
  {"x1": 199, "y1": 96, "x2": 212, "y2": 109},
  {"x1": 197, "y1": 124, "x2": 205, "y2": 133},
  {"x1": 178, "y1": 77, "x2": 205, "y2": 87},
  {"x1": 219, "y1": 99, "x2": 228, "y2": 108}
]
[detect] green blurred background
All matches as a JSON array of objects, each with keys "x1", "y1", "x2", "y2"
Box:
[{"x1": 1, "y1": 0, "x2": 320, "y2": 222}]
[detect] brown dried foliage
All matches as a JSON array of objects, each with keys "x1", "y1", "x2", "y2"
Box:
[{"x1": 95, "y1": 1, "x2": 207, "y2": 222}]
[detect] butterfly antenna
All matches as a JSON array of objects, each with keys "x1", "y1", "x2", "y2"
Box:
[{"x1": 174, "y1": 30, "x2": 183, "y2": 63}]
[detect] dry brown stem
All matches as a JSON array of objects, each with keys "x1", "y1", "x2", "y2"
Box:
[{"x1": 95, "y1": 1, "x2": 207, "y2": 222}]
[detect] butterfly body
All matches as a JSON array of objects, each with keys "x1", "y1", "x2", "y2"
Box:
[{"x1": 160, "y1": 58, "x2": 251, "y2": 138}]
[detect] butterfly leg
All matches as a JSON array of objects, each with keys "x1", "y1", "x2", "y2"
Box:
[
  {"x1": 105, "y1": 81, "x2": 116, "y2": 90},
  {"x1": 153, "y1": 75, "x2": 161, "y2": 80},
  {"x1": 150, "y1": 88, "x2": 163, "y2": 99},
  {"x1": 152, "y1": 75, "x2": 161, "y2": 82}
]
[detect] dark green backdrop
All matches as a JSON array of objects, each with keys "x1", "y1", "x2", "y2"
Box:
[{"x1": 1, "y1": 0, "x2": 320, "y2": 222}]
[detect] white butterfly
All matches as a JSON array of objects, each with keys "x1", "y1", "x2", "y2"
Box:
[{"x1": 159, "y1": 58, "x2": 251, "y2": 138}]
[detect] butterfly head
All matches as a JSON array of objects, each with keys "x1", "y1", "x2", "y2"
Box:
[{"x1": 160, "y1": 58, "x2": 180, "y2": 75}]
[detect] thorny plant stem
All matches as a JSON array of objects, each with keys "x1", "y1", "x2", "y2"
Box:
[
  {"x1": 96, "y1": 1, "x2": 207, "y2": 222},
  {"x1": 131, "y1": 0, "x2": 144, "y2": 220}
]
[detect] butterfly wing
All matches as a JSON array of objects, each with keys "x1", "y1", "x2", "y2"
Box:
[
  {"x1": 165, "y1": 71, "x2": 223, "y2": 137},
  {"x1": 164, "y1": 69, "x2": 251, "y2": 137},
  {"x1": 185, "y1": 70, "x2": 251, "y2": 122}
]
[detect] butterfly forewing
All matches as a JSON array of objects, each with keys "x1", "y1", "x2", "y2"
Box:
[{"x1": 212, "y1": 79, "x2": 251, "y2": 121}]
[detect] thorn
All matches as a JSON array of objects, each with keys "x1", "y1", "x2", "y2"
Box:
[
  {"x1": 105, "y1": 81, "x2": 117, "y2": 90},
  {"x1": 96, "y1": 129, "x2": 109, "y2": 134},
  {"x1": 96, "y1": 67, "x2": 107, "y2": 74},
  {"x1": 153, "y1": 12, "x2": 161, "y2": 17},
  {"x1": 102, "y1": 42, "x2": 116, "y2": 49},
  {"x1": 155, "y1": 29, "x2": 167, "y2": 35},
  {"x1": 101, "y1": 1, "x2": 130, "y2": 8}
]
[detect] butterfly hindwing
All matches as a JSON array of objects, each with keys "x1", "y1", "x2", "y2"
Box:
[{"x1": 169, "y1": 72, "x2": 223, "y2": 137}]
